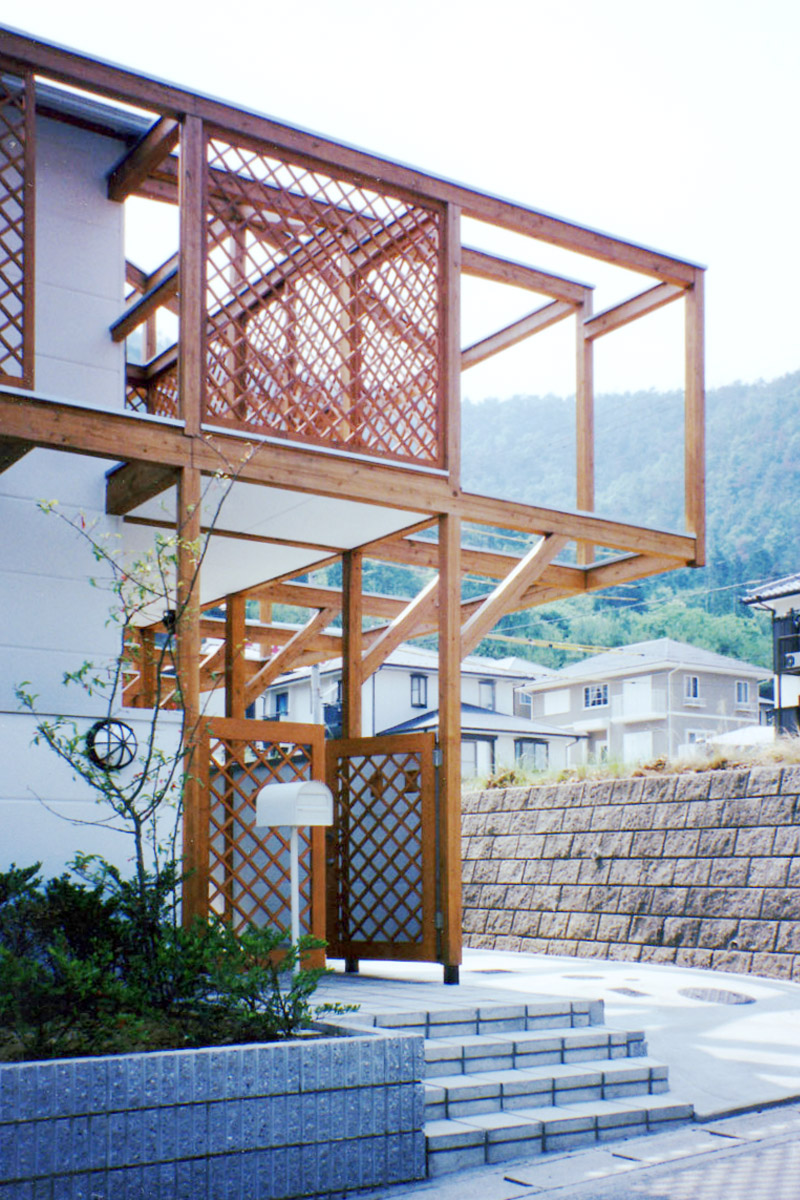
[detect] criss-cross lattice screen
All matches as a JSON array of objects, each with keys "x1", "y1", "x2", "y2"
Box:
[
  {"x1": 0, "y1": 68, "x2": 33, "y2": 387},
  {"x1": 198, "y1": 719, "x2": 325, "y2": 938},
  {"x1": 203, "y1": 136, "x2": 443, "y2": 465},
  {"x1": 325, "y1": 733, "x2": 437, "y2": 961},
  {"x1": 126, "y1": 365, "x2": 178, "y2": 417}
]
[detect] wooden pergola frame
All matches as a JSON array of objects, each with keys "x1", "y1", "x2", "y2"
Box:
[{"x1": 0, "y1": 28, "x2": 705, "y2": 977}]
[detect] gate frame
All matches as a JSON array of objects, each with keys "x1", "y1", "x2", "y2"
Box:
[
  {"x1": 186, "y1": 716, "x2": 327, "y2": 944},
  {"x1": 325, "y1": 730, "x2": 439, "y2": 963}
]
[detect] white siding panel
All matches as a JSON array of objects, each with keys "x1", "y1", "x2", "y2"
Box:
[{"x1": 544, "y1": 688, "x2": 571, "y2": 715}]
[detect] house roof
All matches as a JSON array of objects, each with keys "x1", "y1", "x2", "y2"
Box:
[
  {"x1": 268, "y1": 643, "x2": 557, "y2": 686},
  {"x1": 524, "y1": 638, "x2": 767, "y2": 689},
  {"x1": 742, "y1": 574, "x2": 800, "y2": 608},
  {"x1": 379, "y1": 703, "x2": 587, "y2": 740}
]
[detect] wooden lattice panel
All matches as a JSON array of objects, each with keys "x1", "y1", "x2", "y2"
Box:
[
  {"x1": 201, "y1": 722, "x2": 324, "y2": 936},
  {"x1": 203, "y1": 137, "x2": 442, "y2": 465},
  {"x1": 0, "y1": 69, "x2": 33, "y2": 387},
  {"x1": 126, "y1": 366, "x2": 179, "y2": 417},
  {"x1": 326, "y1": 733, "x2": 437, "y2": 960}
]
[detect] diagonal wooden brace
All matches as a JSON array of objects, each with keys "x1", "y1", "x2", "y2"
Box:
[
  {"x1": 244, "y1": 607, "x2": 336, "y2": 706},
  {"x1": 460, "y1": 533, "x2": 569, "y2": 658}
]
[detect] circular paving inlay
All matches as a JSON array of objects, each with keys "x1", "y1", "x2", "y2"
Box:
[{"x1": 678, "y1": 986, "x2": 756, "y2": 1005}]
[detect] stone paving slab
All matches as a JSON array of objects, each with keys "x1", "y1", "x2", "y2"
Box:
[{"x1": 357, "y1": 1103, "x2": 800, "y2": 1200}]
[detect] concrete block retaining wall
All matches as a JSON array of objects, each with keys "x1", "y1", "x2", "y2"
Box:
[
  {"x1": 0, "y1": 1025, "x2": 426, "y2": 1199},
  {"x1": 462, "y1": 765, "x2": 800, "y2": 981}
]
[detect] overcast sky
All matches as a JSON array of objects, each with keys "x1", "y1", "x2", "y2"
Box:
[{"x1": 5, "y1": 0, "x2": 799, "y2": 401}]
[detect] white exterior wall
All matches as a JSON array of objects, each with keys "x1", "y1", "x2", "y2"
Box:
[
  {"x1": 35, "y1": 118, "x2": 127, "y2": 409},
  {"x1": 0, "y1": 117, "x2": 183, "y2": 880},
  {"x1": 530, "y1": 665, "x2": 764, "y2": 766}
]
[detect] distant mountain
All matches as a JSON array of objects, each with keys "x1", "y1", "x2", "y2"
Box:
[{"x1": 462, "y1": 370, "x2": 800, "y2": 607}]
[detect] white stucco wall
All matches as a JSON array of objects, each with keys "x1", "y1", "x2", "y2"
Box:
[{"x1": 0, "y1": 116, "x2": 183, "y2": 880}]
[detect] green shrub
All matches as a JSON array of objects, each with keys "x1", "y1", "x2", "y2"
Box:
[{"x1": 0, "y1": 859, "x2": 340, "y2": 1062}]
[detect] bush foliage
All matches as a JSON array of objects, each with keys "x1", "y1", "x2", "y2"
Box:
[{"x1": 0, "y1": 859, "x2": 334, "y2": 1062}]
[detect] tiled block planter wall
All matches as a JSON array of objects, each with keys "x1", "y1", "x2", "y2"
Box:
[
  {"x1": 463, "y1": 765, "x2": 800, "y2": 981},
  {"x1": 0, "y1": 1024, "x2": 425, "y2": 1199}
]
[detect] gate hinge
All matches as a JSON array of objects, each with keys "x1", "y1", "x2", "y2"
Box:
[
  {"x1": 433, "y1": 748, "x2": 443, "y2": 767},
  {"x1": 434, "y1": 911, "x2": 444, "y2": 929}
]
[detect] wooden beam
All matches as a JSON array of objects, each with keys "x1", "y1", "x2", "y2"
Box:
[
  {"x1": 249, "y1": 579, "x2": 408, "y2": 620},
  {"x1": 106, "y1": 462, "x2": 179, "y2": 515},
  {"x1": 585, "y1": 553, "x2": 681, "y2": 590},
  {"x1": 455, "y1": 491, "x2": 694, "y2": 560},
  {"x1": 685, "y1": 272, "x2": 705, "y2": 565},
  {"x1": 178, "y1": 116, "x2": 205, "y2": 436},
  {"x1": 123, "y1": 513, "x2": 344, "y2": 556},
  {"x1": 461, "y1": 534, "x2": 568, "y2": 657},
  {"x1": 0, "y1": 438, "x2": 32, "y2": 473},
  {"x1": 442, "y1": 203, "x2": 461, "y2": 485},
  {"x1": 461, "y1": 247, "x2": 592, "y2": 306},
  {"x1": 366, "y1": 532, "x2": 587, "y2": 591},
  {"x1": 462, "y1": 301, "x2": 575, "y2": 371},
  {"x1": 125, "y1": 261, "x2": 148, "y2": 293},
  {"x1": 224, "y1": 594, "x2": 246, "y2": 717},
  {"x1": 244, "y1": 607, "x2": 336, "y2": 706},
  {"x1": 177, "y1": 465, "x2": 204, "y2": 923},
  {"x1": 584, "y1": 283, "x2": 686, "y2": 341},
  {"x1": 110, "y1": 269, "x2": 178, "y2": 342},
  {"x1": 199, "y1": 642, "x2": 226, "y2": 694},
  {"x1": 341, "y1": 552, "x2": 363, "y2": 737},
  {"x1": 107, "y1": 117, "x2": 180, "y2": 202},
  {"x1": 438, "y1": 513, "x2": 461, "y2": 977},
  {"x1": 4, "y1": 28, "x2": 699, "y2": 284},
  {"x1": 361, "y1": 576, "x2": 439, "y2": 682},
  {"x1": 0, "y1": 392, "x2": 698, "y2": 560},
  {"x1": 576, "y1": 293, "x2": 594, "y2": 566}
]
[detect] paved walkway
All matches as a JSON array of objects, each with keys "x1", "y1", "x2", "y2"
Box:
[
  {"x1": 370, "y1": 1105, "x2": 800, "y2": 1200},
  {"x1": 315, "y1": 947, "x2": 800, "y2": 1198}
]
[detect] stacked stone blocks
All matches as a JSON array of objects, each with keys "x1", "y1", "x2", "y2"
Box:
[
  {"x1": 0, "y1": 1026, "x2": 426, "y2": 1198},
  {"x1": 462, "y1": 765, "x2": 800, "y2": 980}
]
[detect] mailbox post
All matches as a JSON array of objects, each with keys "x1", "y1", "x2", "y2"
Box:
[{"x1": 256, "y1": 781, "x2": 334, "y2": 970}]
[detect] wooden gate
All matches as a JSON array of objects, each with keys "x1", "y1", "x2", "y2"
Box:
[
  {"x1": 191, "y1": 718, "x2": 326, "y2": 940},
  {"x1": 325, "y1": 732, "x2": 439, "y2": 962}
]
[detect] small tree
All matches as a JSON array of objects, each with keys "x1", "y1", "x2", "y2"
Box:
[{"x1": 5, "y1": 454, "x2": 349, "y2": 1059}]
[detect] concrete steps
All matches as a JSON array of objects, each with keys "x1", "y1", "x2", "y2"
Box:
[{"x1": 371, "y1": 999, "x2": 692, "y2": 1177}]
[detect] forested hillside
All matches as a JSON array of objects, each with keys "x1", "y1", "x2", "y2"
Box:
[
  {"x1": 305, "y1": 373, "x2": 797, "y2": 671},
  {"x1": 457, "y1": 370, "x2": 800, "y2": 669}
]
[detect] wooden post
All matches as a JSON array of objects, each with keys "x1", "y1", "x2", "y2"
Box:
[
  {"x1": 442, "y1": 203, "x2": 461, "y2": 486},
  {"x1": 178, "y1": 115, "x2": 206, "y2": 435},
  {"x1": 140, "y1": 627, "x2": 157, "y2": 707},
  {"x1": 438, "y1": 512, "x2": 462, "y2": 982},
  {"x1": 576, "y1": 293, "x2": 594, "y2": 565},
  {"x1": 685, "y1": 271, "x2": 705, "y2": 566},
  {"x1": 340, "y1": 549, "x2": 362, "y2": 973},
  {"x1": 341, "y1": 551, "x2": 363, "y2": 738},
  {"x1": 225, "y1": 593, "x2": 246, "y2": 718},
  {"x1": 176, "y1": 466, "x2": 204, "y2": 923}
]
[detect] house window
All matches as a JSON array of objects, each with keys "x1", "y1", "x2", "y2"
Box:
[
  {"x1": 684, "y1": 675, "x2": 700, "y2": 702},
  {"x1": 515, "y1": 738, "x2": 548, "y2": 771},
  {"x1": 736, "y1": 680, "x2": 750, "y2": 706},
  {"x1": 584, "y1": 683, "x2": 609, "y2": 709},
  {"x1": 272, "y1": 691, "x2": 289, "y2": 719},
  {"x1": 515, "y1": 690, "x2": 532, "y2": 718},
  {"x1": 478, "y1": 679, "x2": 496, "y2": 710},
  {"x1": 410, "y1": 674, "x2": 428, "y2": 708}
]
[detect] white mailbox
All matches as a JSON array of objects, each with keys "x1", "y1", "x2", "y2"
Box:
[
  {"x1": 255, "y1": 780, "x2": 334, "y2": 970},
  {"x1": 256, "y1": 780, "x2": 333, "y2": 829}
]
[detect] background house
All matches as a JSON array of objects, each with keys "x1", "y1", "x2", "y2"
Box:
[
  {"x1": 259, "y1": 645, "x2": 582, "y2": 776},
  {"x1": 522, "y1": 638, "x2": 767, "y2": 764},
  {"x1": 742, "y1": 573, "x2": 800, "y2": 734}
]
